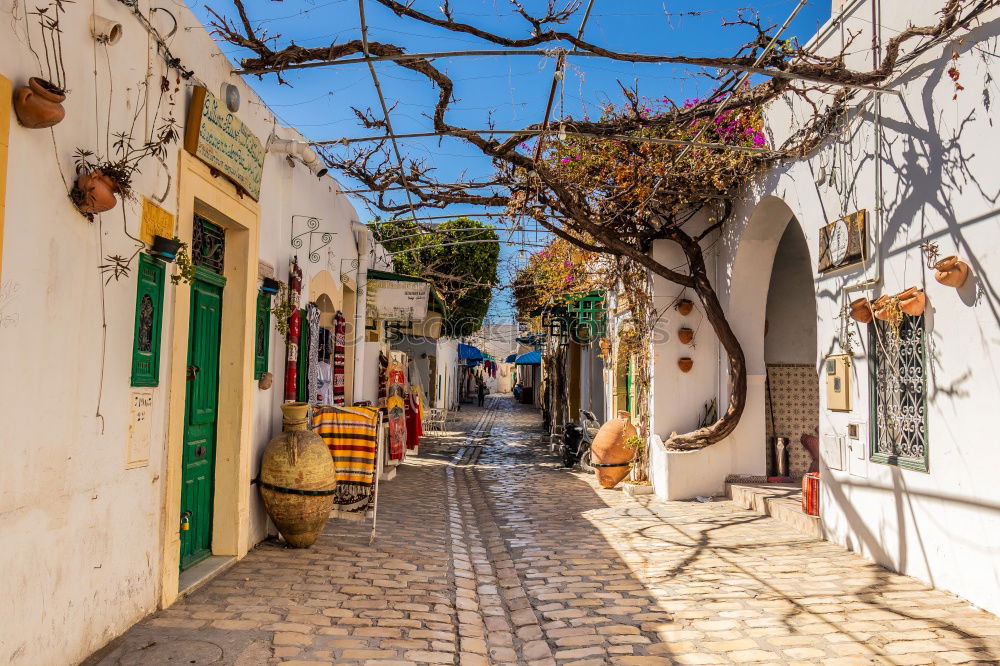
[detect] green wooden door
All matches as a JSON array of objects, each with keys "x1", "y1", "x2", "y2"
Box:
[{"x1": 180, "y1": 267, "x2": 225, "y2": 570}]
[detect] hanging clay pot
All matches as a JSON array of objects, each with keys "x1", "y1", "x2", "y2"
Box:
[
  {"x1": 258, "y1": 403, "x2": 336, "y2": 548},
  {"x1": 934, "y1": 255, "x2": 969, "y2": 288},
  {"x1": 896, "y1": 287, "x2": 926, "y2": 317},
  {"x1": 13, "y1": 77, "x2": 66, "y2": 129},
  {"x1": 676, "y1": 299, "x2": 694, "y2": 316},
  {"x1": 677, "y1": 327, "x2": 694, "y2": 345},
  {"x1": 74, "y1": 170, "x2": 118, "y2": 214},
  {"x1": 849, "y1": 297, "x2": 873, "y2": 324},
  {"x1": 678, "y1": 357, "x2": 693, "y2": 373},
  {"x1": 871, "y1": 295, "x2": 893, "y2": 321},
  {"x1": 590, "y1": 410, "x2": 638, "y2": 489}
]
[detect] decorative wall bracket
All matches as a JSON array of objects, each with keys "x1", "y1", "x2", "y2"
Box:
[{"x1": 291, "y1": 215, "x2": 337, "y2": 263}]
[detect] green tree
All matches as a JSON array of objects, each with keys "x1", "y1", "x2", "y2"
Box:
[{"x1": 372, "y1": 218, "x2": 500, "y2": 336}]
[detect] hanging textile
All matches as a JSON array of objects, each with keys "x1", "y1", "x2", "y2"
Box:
[
  {"x1": 333, "y1": 311, "x2": 347, "y2": 405},
  {"x1": 405, "y1": 391, "x2": 422, "y2": 450},
  {"x1": 377, "y1": 351, "x2": 389, "y2": 409},
  {"x1": 306, "y1": 304, "x2": 320, "y2": 405},
  {"x1": 386, "y1": 357, "x2": 406, "y2": 460},
  {"x1": 312, "y1": 405, "x2": 380, "y2": 511},
  {"x1": 283, "y1": 258, "x2": 303, "y2": 401},
  {"x1": 316, "y1": 360, "x2": 332, "y2": 405}
]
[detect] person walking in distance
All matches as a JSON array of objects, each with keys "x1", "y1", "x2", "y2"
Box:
[{"x1": 477, "y1": 381, "x2": 486, "y2": 407}]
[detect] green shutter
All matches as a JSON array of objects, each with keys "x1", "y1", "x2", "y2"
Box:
[
  {"x1": 254, "y1": 292, "x2": 271, "y2": 379},
  {"x1": 131, "y1": 253, "x2": 166, "y2": 387}
]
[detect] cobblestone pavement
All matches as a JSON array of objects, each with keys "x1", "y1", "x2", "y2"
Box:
[{"x1": 91, "y1": 396, "x2": 1000, "y2": 665}]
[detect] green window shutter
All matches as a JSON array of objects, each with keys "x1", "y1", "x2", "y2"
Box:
[
  {"x1": 131, "y1": 253, "x2": 166, "y2": 387},
  {"x1": 254, "y1": 292, "x2": 271, "y2": 379}
]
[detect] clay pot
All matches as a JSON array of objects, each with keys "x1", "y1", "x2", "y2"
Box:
[
  {"x1": 590, "y1": 410, "x2": 638, "y2": 489},
  {"x1": 676, "y1": 299, "x2": 694, "y2": 316},
  {"x1": 896, "y1": 287, "x2": 926, "y2": 316},
  {"x1": 871, "y1": 295, "x2": 893, "y2": 321},
  {"x1": 678, "y1": 357, "x2": 693, "y2": 373},
  {"x1": 677, "y1": 327, "x2": 694, "y2": 345},
  {"x1": 258, "y1": 426, "x2": 336, "y2": 548},
  {"x1": 934, "y1": 255, "x2": 969, "y2": 288},
  {"x1": 849, "y1": 297, "x2": 873, "y2": 324},
  {"x1": 281, "y1": 401, "x2": 309, "y2": 424},
  {"x1": 258, "y1": 371, "x2": 273, "y2": 390},
  {"x1": 800, "y1": 433, "x2": 820, "y2": 474},
  {"x1": 74, "y1": 170, "x2": 118, "y2": 214},
  {"x1": 13, "y1": 77, "x2": 66, "y2": 129}
]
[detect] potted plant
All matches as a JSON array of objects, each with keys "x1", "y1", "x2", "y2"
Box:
[
  {"x1": 70, "y1": 82, "x2": 179, "y2": 216},
  {"x1": 261, "y1": 277, "x2": 281, "y2": 294},
  {"x1": 13, "y1": 1, "x2": 69, "y2": 129},
  {"x1": 620, "y1": 435, "x2": 653, "y2": 497},
  {"x1": 849, "y1": 297, "x2": 873, "y2": 324},
  {"x1": 170, "y1": 241, "x2": 197, "y2": 285},
  {"x1": 676, "y1": 299, "x2": 694, "y2": 316},
  {"x1": 150, "y1": 235, "x2": 182, "y2": 262},
  {"x1": 896, "y1": 287, "x2": 926, "y2": 316},
  {"x1": 678, "y1": 357, "x2": 693, "y2": 373},
  {"x1": 678, "y1": 327, "x2": 694, "y2": 344}
]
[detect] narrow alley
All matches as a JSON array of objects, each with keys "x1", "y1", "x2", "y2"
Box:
[{"x1": 87, "y1": 395, "x2": 1000, "y2": 666}]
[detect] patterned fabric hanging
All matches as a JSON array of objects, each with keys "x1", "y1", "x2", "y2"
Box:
[
  {"x1": 333, "y1": 311, "x2": 346, "y2": 405},
  {"x1": 306, "y1": 304, "x2": 320, "y2": 405},
  {"x1": 283, "y1": 258, "x2": 303, "y2": 401},
  {"x1": 386, "y1": 357, "x2": 406, "y2": 460}
]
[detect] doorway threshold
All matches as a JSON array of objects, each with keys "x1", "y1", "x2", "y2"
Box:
[{"x1": 178, "y1": 555, "x2": 236, "y2": 598}]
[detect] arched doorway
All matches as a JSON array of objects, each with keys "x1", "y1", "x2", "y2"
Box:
[{"x1": 763, "y1": 219, "x2": 819, "y2": 476}]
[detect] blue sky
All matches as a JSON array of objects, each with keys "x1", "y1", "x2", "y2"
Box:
[{"x1": 192, "y1": 0, "x2": 831, "y2": 318}]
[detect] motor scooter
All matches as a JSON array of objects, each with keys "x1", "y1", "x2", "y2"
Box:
[{"x1": 561, "y1": 410, "x2": 600, "y2": 470}]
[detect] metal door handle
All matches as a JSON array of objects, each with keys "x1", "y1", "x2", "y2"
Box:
[{"x1": 186, "y1": 365, "x2": 200, "y2": 381}]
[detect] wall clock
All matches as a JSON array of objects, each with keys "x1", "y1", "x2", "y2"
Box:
[{"x1": 818, "y1": 210, "x2": 867, "y2": 273}]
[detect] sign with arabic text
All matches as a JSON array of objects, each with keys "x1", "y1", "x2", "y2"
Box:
[
  {"x1": 184, "y1": 86, "x2": 264, "y2": 200},
  {"x1": 366, "y1": 278, "x2": 430, "y2": 322}
]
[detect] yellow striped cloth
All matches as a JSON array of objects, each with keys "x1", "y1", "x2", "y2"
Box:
[{"x1": 312, "y1": 405, "x2": 379, "y2": 509}]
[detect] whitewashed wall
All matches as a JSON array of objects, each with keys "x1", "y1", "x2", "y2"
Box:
[
  {"x1": 0, "y1": 1, "x2": 366, "y2": 662},
  {"x1": 650, "y1": 0, "x2": 1000, "y2": 616}
]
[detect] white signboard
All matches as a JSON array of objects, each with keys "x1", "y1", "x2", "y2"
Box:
[
  {"x1": 126, "y1": 389, "x2": 154, "y2": 469},
  {"x1": 366, "y1": 278, "x2": 431, "y2": 322}
]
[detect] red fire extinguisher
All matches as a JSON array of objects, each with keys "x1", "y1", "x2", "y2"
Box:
[{"x1": 284, "y1": 258, "x2": 303, "y2": 401}]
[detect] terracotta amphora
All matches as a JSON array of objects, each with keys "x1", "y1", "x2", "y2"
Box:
[
  {"x1": 849, "y1": 297, "x2": 873, "y2": 324},
  {"x1": 896, "y1": 287, "x2": 926, "y2": 316},
  {"x1": 258, "y1": 403, "x2": 336, "y2": 547},
  {"x1": 590, "y1": 410, "x2": 638, "y2": 489},
  {"x1": 934, "y1": 255, "x2": 969, "y2": 288},
  {"x1": 74, "y1": 170, "x2": 118, "y2": 214}
]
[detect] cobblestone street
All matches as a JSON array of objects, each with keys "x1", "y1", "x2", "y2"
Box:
[{"x1": 90, "y1": 396, "x2": 1000, "y2": 665}]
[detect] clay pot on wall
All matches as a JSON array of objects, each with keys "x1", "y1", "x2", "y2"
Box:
[
  {"x1": 871, "y1": 295, "x2": 893, "y2": 321},
  {"x1": 678, "y1": 357, "x2": 693, "y2": 373},
  {"x1": 590, "y1": 410, "x2": 638, "y2": 489},
  {"x1": 677, "y1": 327, "x2": 694, "y2": 345},
  {"x1": 896, "y1": 287, "x2": 926, "y2": 316},
  {"x1": 934, "y1": 255, "x2": 969, "y2": 288},
  {"x1": 150, "y1": 235, "x2": 182, "y2": 262},
  {"x1": 257, "y1": 401, "x2": 336, "y2": 548},
  {"x1": 676, "y1": 299, "x2": 694, "y2": 316},
  {"x1": 73, "y1": 170, "x2": 118, "y2": 214},
  {"x1": 13, "y1": 77, "x2": 66, "y2": 129},
  {"x1": 849, "y1": 297, "x2": 873, "y2": 324}
]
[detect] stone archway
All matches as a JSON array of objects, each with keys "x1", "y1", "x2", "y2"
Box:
[{"x1": 724, "y1": 196, "x2": 817, "y2": 476}]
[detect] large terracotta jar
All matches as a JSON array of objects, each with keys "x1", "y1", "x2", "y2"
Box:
[
  {"x1": 258, "y1": 403, "x2": 336, "y2": 547},
  {"x1": 590, "y1": 410, "x2": 638, "y2": 489},
  {"x1": 13, "y1": 77, "x2": 66, "y2": 129},
  {"x1": 74, "y1": 170, "x2": 119, "y2": 214}
]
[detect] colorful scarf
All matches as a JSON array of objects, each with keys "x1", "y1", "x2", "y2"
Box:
[
  {"x1": 333, "y1": 311, "x2": 346, "y2": 405},
  {"x1": 405, "y1": 392, "x2": 422, "y2": 450},
  {"x1": 312, "y1": 405, "x2": 380, "y2": 511},
  {"x1": 386, "y1": 358, "x2": 406, "y2": 460},
  {"x1": 307, "y1": 303, "x2": 320, "y2": 405}
]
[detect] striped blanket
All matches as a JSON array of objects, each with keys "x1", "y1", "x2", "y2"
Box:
[{"x1": 312, "y1": 405, "x2": 379, "y2": 511}]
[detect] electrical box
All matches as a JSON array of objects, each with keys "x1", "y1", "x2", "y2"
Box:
[
  {"x1": 822, "y1": 433, "x2": 844, "y2": 471},
  {"x1": 825, "y1": 354, "x2": 852, "y2": 412},
  {"x1": 847, "y1": 421, "x2": 868, "y2": 478}
]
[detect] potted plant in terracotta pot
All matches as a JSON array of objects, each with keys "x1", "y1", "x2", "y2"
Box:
[
  {"x1": 678, "y1": 357, "x2": 693, "y2": 373},
  {"x1": 896, "y1": 287, "x2": 926, "y2": 316},
  {"x1": 678, "y1": 327, "x2": 694, "y2": 345},
  {"x1": 71, "y1": 113, "x2": 179, "y2": 216},
  {"x1": 261, "y1": 277, "x2": 281, "y2": 294},
  {"x1": 676, "y1": 299, "x2": 694, "y2": 316},
  {"x1": 13, "y1": 1, "x2": 69, "y2": 129}
]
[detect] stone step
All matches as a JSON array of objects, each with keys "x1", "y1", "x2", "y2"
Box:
[{"x1": 725, "y1": 482, "x2": 823, "y2": 540}]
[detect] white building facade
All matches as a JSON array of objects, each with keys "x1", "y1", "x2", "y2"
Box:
[{"x1": 648, "y1": 0, "x2": 1000, "y2": 617}]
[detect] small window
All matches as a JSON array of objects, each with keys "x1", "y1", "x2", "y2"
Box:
[
  {"x1": 131, "y1": 253, "x2": 165, "y2": 386},
  {"x1": 869, "y1": 313, "x2": 928, "y2": 471},
  {"x1": 254, "y1": 291, "x2": 271, "y2": 379}
]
